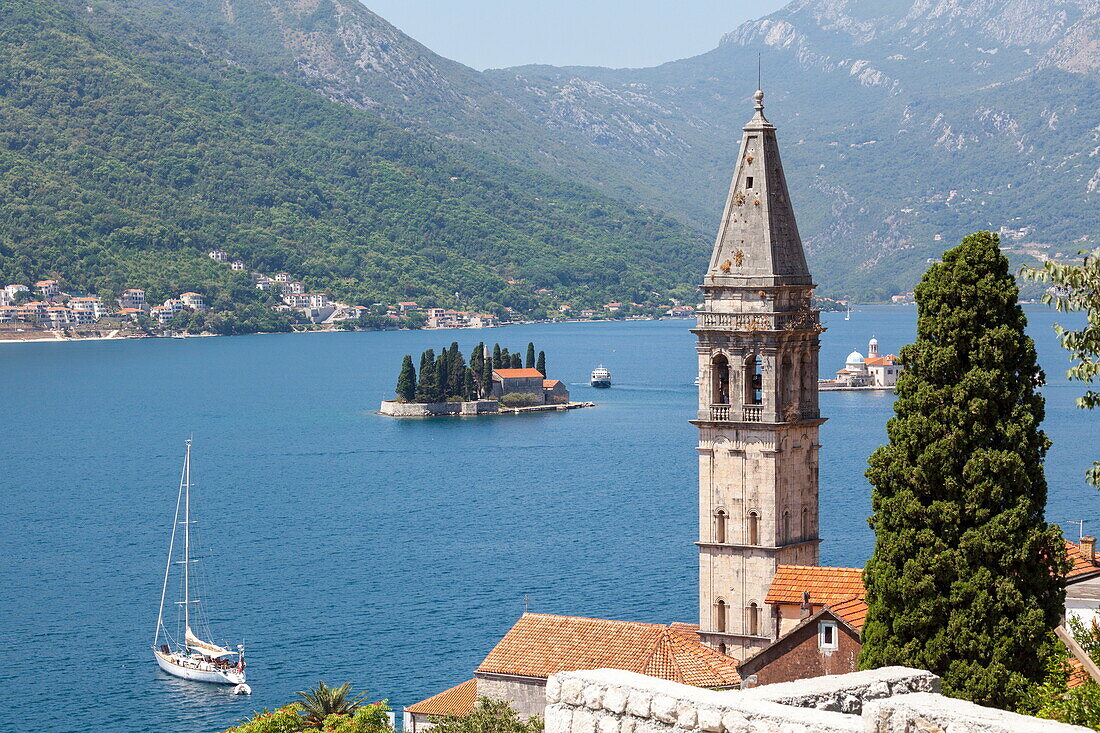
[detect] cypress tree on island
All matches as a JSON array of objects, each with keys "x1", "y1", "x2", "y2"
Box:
[
  {"x1": 415, "y1": 349, "x2": 441, "y2": 403},
  {"x1": 859, "y1": 232, "x2": 1067, "y2": 708},
  {"x1": 510, "y1": 353, "x2": 522, "y2": 369},
  {"x1": 536, "y1": 351, "x2": 546, "y2": 377},
  {"x1": 493, "y1": 343, "x2": 502, "y2": 365},
  {"x1": 525, "y1": 342, "x2": 536, "y2": 369},
  {"x1": 395, "y1": 354, "x2": 416, "y2": 402}
]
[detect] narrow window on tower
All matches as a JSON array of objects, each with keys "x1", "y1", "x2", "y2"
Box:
[
  {"x1": 745, "y1": 355, "x2": 762, "y2": 405},
  {"x1": 782, "y1": 510, "x2": 791, "y2": 543},
  {"x1": 748, "y1": 511, "x2": 760, "y2": 545},
  {"x1": 716, "y1": 599, "x2": 727, "y2": 632},
  {"x1": 801, "y1": 507, "x2": 810, "y2": 540},
  {"x1": 712, "y1": 354, "x2": 730, "y2": 405},
  {"x1": 715, "y1": 509, "x2": 727, "y2": 544},
  {"x1": 746, "y1": 176, "x2": 754, "y2": 189},
  {"x1": 748, "y1": 602, "x2": 761, "y2": 636}
]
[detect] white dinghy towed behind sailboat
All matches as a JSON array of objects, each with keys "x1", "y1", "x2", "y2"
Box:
[{"x1": 152, "y1": 439, "x2": 247, "y2": 685}]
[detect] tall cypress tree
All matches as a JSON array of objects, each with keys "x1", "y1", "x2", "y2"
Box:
[
  {"x1": 859, "y1": 232, "x2": 1067, "y2": 709},
  {"x1": 526, "y1": 342, "x2": 536, "y2": 369},
  {"x1": 470, "y1": 343, "x2": 485, "y2": 396},
  {"x1": 395, "y1": 354, "x2": 416, "y2": 402},
  {"x1": 448, "y1": 350, "x2": 467, "y2": 400},
  {"x1": 415, "y1": 349, "x2": 441, "y2": 403},
  {"x1": 536, "y1": 351, "x2": 546, "y2": 377},
  {"x1": 500, "y1": 347, "x2": 510, "y2": 366},
  {"x1": 482, "y1": 353, "x2": 494, "y2": 397},
  {"x1": 510, "y1": 353, "x2": 522, "y2": 368},
  {"x1": 493, "y1": 343, "x2": 502, "y2": 365}
]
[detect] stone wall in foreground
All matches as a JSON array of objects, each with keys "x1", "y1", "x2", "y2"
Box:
[{"x1": 544, "y1": 667, "x2": 1092, "y2": 733}]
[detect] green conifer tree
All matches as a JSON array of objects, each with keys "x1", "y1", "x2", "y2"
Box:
[
  {"x1": 493, "y1": 343, "x2": 502, "y2": 365},
  {"x1": 536, "y1": 351, "x2": 546, "y2": 377},
  {"x1": 448, "y1": 350, "x2": 467, "y2": 400},
  {"x1": 859, "y1": 232, "x2": 1068, "y2": 709},
  {"x1": 511, "y1": 353, "x2": 522, "y2": 369},
  {"x1": 500, "y1": 347, "x2": 510, "y2": 366},
  {"x1": 395, "y1": 354, "x2": 416, "y2": 402},
  {"x1": 463, "y1": 369, "x2": 477, "y2": 401},
  {"x1": 470, "y1": 343, "x2": 485, "y2": 396},
  {"x1": 415, "y1": 349, "x2": 441, "y2": 403},
  {"x1": 482, "y1": 354, "x2": 494, "y2": 397},
  {"x1": 526, "y1": 342, "x2": 536, "y2": 369}
]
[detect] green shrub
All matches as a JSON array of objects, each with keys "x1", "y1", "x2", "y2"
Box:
[{"x1": 500, "y1": 392, "x2": 542, "y2": 407}]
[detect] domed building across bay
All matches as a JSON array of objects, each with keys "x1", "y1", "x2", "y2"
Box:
[{"x1": 829, "y1": 336, "x2": 900, "y2": 388}]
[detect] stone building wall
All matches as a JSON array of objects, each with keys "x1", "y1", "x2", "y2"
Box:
[
  {"x1": 476, "y1": 673, "x2": 547, "y2": 719},
  {"x1": 543, "y1": 667, "x2": 1091, "y2": 733}
]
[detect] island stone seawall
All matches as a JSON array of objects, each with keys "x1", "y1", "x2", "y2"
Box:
[{"x1": 379, "y1": 399, "x2": 500, "y2": 417}]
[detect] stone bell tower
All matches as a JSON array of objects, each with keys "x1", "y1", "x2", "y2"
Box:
[{"x1": 692, "y1": 90, "x2": 824, "y2": 659}]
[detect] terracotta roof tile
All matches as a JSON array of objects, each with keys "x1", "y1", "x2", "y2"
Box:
[
  {"x1": 543, "y1": 380, "x2": 562, "y2": 388},
  {"x1": 493, "y1": 368, "x2": 544, "y2": 378},
  {"x1": 828, "y1": 596, "x2": 868, "y2": 631},
  {"x1": 766, "y1": 565, "x2": 865, "y2": 606},
  {"x1": 1067, "y1": 658, "x2": 1092, "y2": 689},
  {"x1": 1066, "y1": 540, "x2": 1100, "y2": 579},
  {"x1": 405, "y1": 679, "x2": 477, "y2": 717},
  {"x1": 475, "y1": 614, "x2": 739, "y2": 688}
]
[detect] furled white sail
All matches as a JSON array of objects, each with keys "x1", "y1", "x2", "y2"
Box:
[{"x1": 186, "y1": 627, "x2": 233, "y2": 658}]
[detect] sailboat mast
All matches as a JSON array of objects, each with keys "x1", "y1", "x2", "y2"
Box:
[
  {"x1": 183, "y1": 439, "x2": 191, "y2": 640},
  {"x1": 155, "y1": 444, "x2": 188, "y2": 645}
]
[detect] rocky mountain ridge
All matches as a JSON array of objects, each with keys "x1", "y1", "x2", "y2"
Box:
[{"x1": 74, "y1": 0, "x2": 1099, "y2": 299}]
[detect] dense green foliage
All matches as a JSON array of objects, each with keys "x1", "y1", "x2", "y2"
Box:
[
  {"x1": 0, "y1": 0, "x2": 708, "y2": 335},
  {"x1": 1024, "y1": 248, "x2": 1100, "y2": 489},
  {"x1": 1020, "y1": 618, "x2": 1100, "y2": 729},
  {"x1": 430, "y1": 698, "x2": 543, "y2": 733},
  {"x1": 859, "y1": 232, "x2": 1068, "y2": 708},
  {"x1": 399, "y1": 341, "x2": 548, "y2": 403}
]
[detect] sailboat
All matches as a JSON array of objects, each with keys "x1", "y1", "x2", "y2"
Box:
[
  {"x1": 844, "y1": 302, "x2": 851, "y2": 321},
  {"x1": 152, "y1": 440, "x2": 247, "y2": 685}
]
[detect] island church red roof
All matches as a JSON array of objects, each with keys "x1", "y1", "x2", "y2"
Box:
[{"x1": 492, "y1": 368, "x2": 544, "y2": 379}]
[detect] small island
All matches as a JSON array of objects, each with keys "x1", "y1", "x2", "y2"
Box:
[{"x1": 379, "y1": 341, "x2": 593, "y2": 417}]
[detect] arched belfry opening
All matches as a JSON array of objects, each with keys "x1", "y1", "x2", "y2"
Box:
[
  {"x1": 747, "y1": 602, "x2": 761, "y2": 637},
  {"x1": 747, "y1": 511, "x2": 760, "y2": 546},
  {"x1": 744, "y1": 354, "x2": 762, "y2": 405},
  {"x1": 711, "y1": 354, "x2": 730, "y2": 405},
  {"x1": 716, "y1": 599, "x2": 727, "y2": 633},
  {"x1": 714, "y1": 509, "x2": 727, "y2": 544}
]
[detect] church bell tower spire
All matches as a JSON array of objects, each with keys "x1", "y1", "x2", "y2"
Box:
[{"x1": 693, "y1": 89, "x2": 824, "y2": 659}]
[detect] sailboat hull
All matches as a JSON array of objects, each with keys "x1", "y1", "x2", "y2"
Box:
[{"x1": 153, "y1": 650, "x2": 245, "y2": 685}]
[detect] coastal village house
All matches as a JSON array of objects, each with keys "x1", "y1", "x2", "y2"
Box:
[
  {"x1": 36, "y1": 280, "x2": 61, "y2": 300},
  {"x1": 208, "y1": 249, "x2": 228, "y2": 262},
  {"x1": 118, "y1": 289, "x2": 145, "y2": 310},
  {"x1": 180, "y1": 292, "x2": 205, "y2": 311}
]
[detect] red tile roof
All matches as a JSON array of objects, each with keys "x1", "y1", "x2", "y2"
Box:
[
  {"x1": 864, "y1": 356, "x2": 896, "y2": 367},
  {"x1": 493, "y1": 368, "x2": 544, "y2": 379},
  {"x1": 1066, "y1": 540, "x2": 1100, "y2": 579},
  {"x1": 828, "y1": 596, "x2": 868, "y2": 631},
  {"x1": 475, "y1": 613, "x2": 740, "y2": 687},
  {"x1": 405, "y1": 679, "x2": 477, "y2": 717},
  {"x1": 543, "y1": 380, "x2": 562, "y2": 388},
  {"x1": 766, "y1": 565, "x2": 865, "y2": 606}
]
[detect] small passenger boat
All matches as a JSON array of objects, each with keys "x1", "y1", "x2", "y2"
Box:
[
  {"x1": 152, "y1": 440, "x2": 247, "y2": 685},
  {"x1": 591, "y1": 365, "x2": 612, "y2": 388}
]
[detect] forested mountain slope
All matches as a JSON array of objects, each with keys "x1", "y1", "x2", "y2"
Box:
[
  {"x1": 105, "y1": 0, "x2": 1098, "y2": 299},
  {"x1": 0, "y1": 0, "x2": 707, "y2": 320}
]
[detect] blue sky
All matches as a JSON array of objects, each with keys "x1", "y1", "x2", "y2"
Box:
[{"x1": 360, "y1": 0, "x2": 789, "y2": 70}]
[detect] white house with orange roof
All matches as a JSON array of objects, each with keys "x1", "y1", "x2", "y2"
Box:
[
  {"x1": 0, "y1": 305, "x2": 20, "y2": 323},
  {"x1": 208, "y1": 249, "x2": 228, "y2": 262},
  {"x1": 149, "y1": 305, "x2": 172, "y2": 324},
  {"x1": 69, "y1": 296, "x2": 104, "y2": 322},
  {"x1": 5, "y1": 284, "x2": 29, "y2": 299},
  {"x1": 119, "y1": 289, "x2": 145, "y2": 310},
  {"x1": 36, "y1": 280, "x2": 60, "y2": 300},
  {"x1": 43, "y1": 305, "x2": 72, "y2": 329},
  {"x1": 179, "y1": 292, "x2": 206, "y2": 311},
  {"x1": 833, "y1": 337, "x2": 900, "y2": 387}
]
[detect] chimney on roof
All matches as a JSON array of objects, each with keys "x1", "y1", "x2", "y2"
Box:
[
  {"x1": 1081, "y1": 536, "x2": 1096, "y2": 564},
  {"x1": 800, "y1": 590, "x2": 812, "y2": 618}
]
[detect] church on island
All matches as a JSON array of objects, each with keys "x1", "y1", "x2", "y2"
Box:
[
  {"x1": 402, "y1": 89, "x2": 1100, "y2": 728},
  {"x1": 829, "y1": 336, "x2": 901, "y2": 388}
]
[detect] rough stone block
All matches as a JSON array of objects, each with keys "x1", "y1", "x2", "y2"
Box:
[
  {"x1": 546, "y1": 677, "x2": 562, "y2": 705},
  {"x1": 572, "y1": 708, "x2": 597, "y2": 733},
  {"x1": 598, "y1": 715, "x2": 619, "y2": 733},
  {"x1": 561, "y1": 678, "x2": 585, "y2": 706},
  {"x1": 697, "y1": 706, "x2": 723, "y2": 732},
  {"x1": 544, "y1": 705, "x2": 571, "y2": 733},
  {"x1": 721, "y1": 710, "x2": 752, "y2": 733},
  {"x1": 604, "y1": 687, "x2": 628, "y2": 714},
  {"x1": 627, "y1": 691, "x2": 652, "y2": 718},
  {"x1": 675, "y1": 702, "x2": 697, "y2": 729},
  {"x1": 585, "y1": 684, "x2": 605, "y2": 710},
  {"x1": 651, "y1": 695, "x2": 678, "y2": 724}
]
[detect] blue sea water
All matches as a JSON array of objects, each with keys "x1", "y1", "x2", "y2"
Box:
[{"x1": 0, "y1": 306, "x2": 1095, "y2": 733}]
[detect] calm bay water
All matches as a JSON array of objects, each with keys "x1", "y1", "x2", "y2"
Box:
[{"x1": 0, "y1": 306, "x2": 1095, "y2": 732}]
